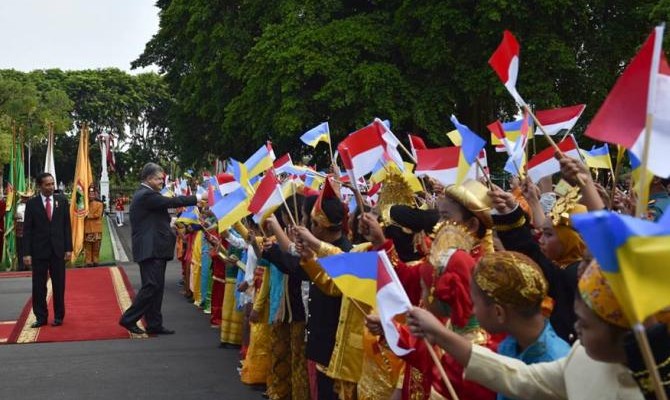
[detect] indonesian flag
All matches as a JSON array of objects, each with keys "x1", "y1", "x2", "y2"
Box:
[
  {"x1": 216, "y1": 173, "x2": 240, "y2": 196},
  {"x1": 248, "y1": 169, "x2": 283, "y2": 216},
  {"x1": 487, "y1": 120, "x2": 512, "y2": 153},
  {"x1": 376, "y1": 250, "x2": 413, "y2": 356},
  {"x1": 377, "y1": 118, "x2": 405, "y2": 171},
  {"x1": 408, "y1": 134, "x2": 428, "y2": 160},
  {"x1": 535, "y1": 104, "x2": 586, "y2": 136},
  {"x1": 106, "y1": 134, "x2": 116, "y2": 172},
  {"x1": 273, "y1": 153, "x2": 294, "y2": 175},
  {"x1": 489, "y1": 30, "x2": 524, "y2": 104},
  {"x1": 585, "y1": 25, "x2": 670, "y2": 178},
  {"x1": 414, "y1": 146, "x2": 460, "y2": 185},
  {"x1": 527, "y1": 136, "x2": 581, "y2": 182},
  {"x1": 476, "y1": 149, "x2": 489, "y2": 180},
  {"x1": 337, "y1": 122, "x2": 386, "y2": 180}
]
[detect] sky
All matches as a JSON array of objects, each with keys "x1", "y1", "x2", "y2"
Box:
[{"x1": 0, "y1": 0, "x2": 160, "y2": 73}]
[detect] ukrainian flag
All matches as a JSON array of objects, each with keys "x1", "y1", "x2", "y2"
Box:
[
  {"x1": 177, "y1": 206, "x2": 200, "y2": 225},
  {"x1": 245, "y1": 142, "x2": 275, "y2": 178},
  {"x1": 211, "y1": 187, "x2": 251, "y2": 232},
  {"x1": 304, "y1": 173, "x2": 325, "y2": 191},
  {"x1": 581, "y1": 144, "x2": 613, "y2": 170},
  {"x1": 318, "y1": 251, "x2": 378, "y2": 306},
  {"x1": 490, "y1": 117, "x2": 535, "y2": 145},
  {"x1": 300, "y1": 122, "x2": 330, "y2": 147},
  {"x1": 450, "y1": 115, "x2": 486, "y2": 185},
  {"x1": 571, "y1": 210, "x2": 670, "y2": 322}
]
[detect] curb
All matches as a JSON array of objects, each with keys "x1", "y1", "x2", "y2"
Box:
[{"x1": 107, "y1": 216, "x2": 129, "y2": 262}]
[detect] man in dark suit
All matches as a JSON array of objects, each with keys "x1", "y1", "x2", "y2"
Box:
[
  {"x1": 23, "y1": 172, "x2": 73, "y2": 328},
  {"x1": 119, "y1": 162, "x2": 204, "y2": 335}
]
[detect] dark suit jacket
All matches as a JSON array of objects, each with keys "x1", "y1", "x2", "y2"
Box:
[
  {"x1": 130, "y1": 185, "x2": 197, "y2": 263},
  {"x1": 23, "y1": 194, "x2": 73, "y2": 260}
]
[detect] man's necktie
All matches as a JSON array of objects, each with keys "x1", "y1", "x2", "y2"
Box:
[{"x1": 46, "y1": 197, "x2": 52, "y2": 221}]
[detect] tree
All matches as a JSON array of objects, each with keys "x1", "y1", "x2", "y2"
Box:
[{"x1": 134, "y1": 0, "x2": 667, "y2": 171}]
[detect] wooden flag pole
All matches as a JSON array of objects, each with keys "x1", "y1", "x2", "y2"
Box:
[
  {"x1": 278, "y1": 183, "x2": 298, "y2": 227},
  {"x1": 522, "y1": 104, "x2": 561, "y2": 154},
  {"x1": 634, "y1": 114, "x2": 654, "y2": 218},
  {"x1": 340, "y1": 148, "x2": 366, "y2": 213},
  {"x1": 632, "y1": 322, "x2": 668, "y2": 400},
  {"x1": 291, "y1": 181, "x2": 300, "y2": 226},
  {"x1": 425, "y1": 339, "x2": 460, "y2": 400},
  {"x1": 610, "y1": 145, "x2": 624, "y2": 206},
  {"x1": 475, "y1": 159, "x2": 493, "y2": 189}
]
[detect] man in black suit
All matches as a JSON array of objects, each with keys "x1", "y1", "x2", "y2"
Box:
[
  {"x1": 23, "y1": 172, "x2": 72, "y2": 328},
  {"x1": 119, "y1": 162, "x2": 204, "y2": 335}
]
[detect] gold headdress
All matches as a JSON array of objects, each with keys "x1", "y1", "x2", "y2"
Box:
[
  {"x1": 549, "y1": 182, "x2": 586, "y2": 227},
  {"x1": 428, "y1": 221, "x2": 476, "y2": 268},
  {"x1": 474, "y1": 251, "x2": 549, "y2": 309},
  {"x1": 444, "y1": 180, "x2": 493, "y2": 228},
  {"x1": 377, "y1": 171, "x2": 415, "y2": 227}
]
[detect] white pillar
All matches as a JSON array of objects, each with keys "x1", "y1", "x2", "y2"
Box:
[{"x1": 98, "y1": 133, "x2": 110, "y2": 213}]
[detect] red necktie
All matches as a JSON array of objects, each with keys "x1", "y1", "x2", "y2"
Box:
[{"x1": 46, "y1": 197, "x2": 52, "y2": 221}]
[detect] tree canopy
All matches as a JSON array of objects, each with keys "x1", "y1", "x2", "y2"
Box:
[
  {"x1": 134, "y1": 0, "x2": 669, "y2": 168},
  {"x1": 0, "y1": 69, "x2": 172, "y2": 185}
]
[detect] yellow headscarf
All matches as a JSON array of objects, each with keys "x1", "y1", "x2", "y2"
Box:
[{"x1": 578, "y1": 260, "x2": 629, "y2": 328}]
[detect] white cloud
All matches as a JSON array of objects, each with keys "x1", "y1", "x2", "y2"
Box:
[{"x1": 0, "y1": 0, "x2": 159, "y2": 73}]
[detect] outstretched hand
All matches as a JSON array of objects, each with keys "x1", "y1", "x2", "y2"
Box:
[
  {"x1": 292, "y1": 226, "x2": 321, "y2": 251},
  {"x1": 359, "y1": 213, "x2": 385, "y2": 247},
  {"x1": 557, "y1": 153, "x2": 591, "y2": 187},
  {"x1": 407, "y1": 307, "x2": 445, "y2": 344},
  {"x1": 487, "y1": 186, "x2": 518, "y2": 214},
  {"x1": 365, "y1": 314, "x2": 384, "y2": 336}
]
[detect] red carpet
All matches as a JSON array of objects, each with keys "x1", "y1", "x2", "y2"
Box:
[
  {"x1": 7, "y1": 266, "x2": 148, "y2": 344},
  {"x1": 0, "y1": 271, "x2": 32, "y2": 279},
  {"x1": 0, "y1": 321, "x2": 16, "y2": 343}
]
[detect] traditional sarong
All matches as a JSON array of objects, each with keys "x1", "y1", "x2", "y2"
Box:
[
  {"x1": 190, "y1": 232, "x2": 203, "y2": 305},
  {"x1": 220, "y1": 277, "x2": 244, "y2": 345},
  {"x1": 267, "y1": 322, "x2": 309, "y2": 400},
  {"x1": 357, "y1": 330, "x2": 404, "y2": 400},
  {"x1": 210, "y1": 258, "x2": 226, "y2": 326},
  {"x1": 200, "y1": 240, "x2": 212, "y2": 310},
  {"x1": 240, "y1": 321, "x2": 272, "y2": 385}
]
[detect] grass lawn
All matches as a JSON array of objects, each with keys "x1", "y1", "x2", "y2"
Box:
[{"x1": 71, "y1": 215, "x2": 115, "y2": 267}]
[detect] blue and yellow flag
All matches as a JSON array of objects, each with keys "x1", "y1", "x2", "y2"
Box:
[
  {"x1": 211, "y1": 187, "x2": 251, "y2": 232},
  {"x1": 581, "y1": 144, "x2": 613, "y2": 170},
  {"x1": 490, "y1": 117, "x2": 535, "y2": 145},
  {"x1": 244, "y1": 142, "x2": 275, "y2": 178},
  {"x1": 571, "y1": 210, "x2": 670, "y2": 322},
  {"x1": 318, "y1": 251, "x2": 378, "y2": 306},
  {"x1": 177, "y1": 206, "x2": 200, "y2": 225},
  {"x1": 450, "y1": 115, "x2": 486, "y2": 185},
  {"x1": 300, "y1": 122, "x2": 330, "y2": 147}
]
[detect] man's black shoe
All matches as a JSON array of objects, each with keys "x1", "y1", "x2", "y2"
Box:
[
  {"x1": 146, "y1": 326, "x2": 175, "y2": 335},
  {"x1": 51, "y1": 319, "x2": 63, "y2": 327},
  {"x1": 119, "y1": 321, "x2": 146, "y2": 335},
  {"x1": 30, "y1": 321, "x2": 46, "y2": 328}
]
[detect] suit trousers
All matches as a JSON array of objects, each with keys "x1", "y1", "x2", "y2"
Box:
[
  {"x1": 120, "y1": 258, "x2": 166, "y2": 330},
  {"x1": 32, "y1": 253, "x2": 66, "y2": 323}
]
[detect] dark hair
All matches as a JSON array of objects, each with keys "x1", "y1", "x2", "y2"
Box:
[
  {"x1": 453, "y1": 201, "x2": 487, "y2": 239},
  {"x1": 302, "y1": 195, "x2": 318, "y2": 227},
  {"x1": 140, "y1": 162, "x2": 163, "y2": 181},
  {"x1": 350, "y1": 204, "x2": 372, "y2": 244},
  {"x1": 36, "y1": 172, "x2": 53, "y2": 186},
  {"x1": 320, "y1": 197, "x2": 346, "y2": 232},
  {"x1": 278, "y1": 194, "x2": 304, "y2": 228}
]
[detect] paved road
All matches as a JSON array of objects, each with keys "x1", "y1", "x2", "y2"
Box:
[{"x1": 0, "y1": 219, "x2": 261, "y2": 400}]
